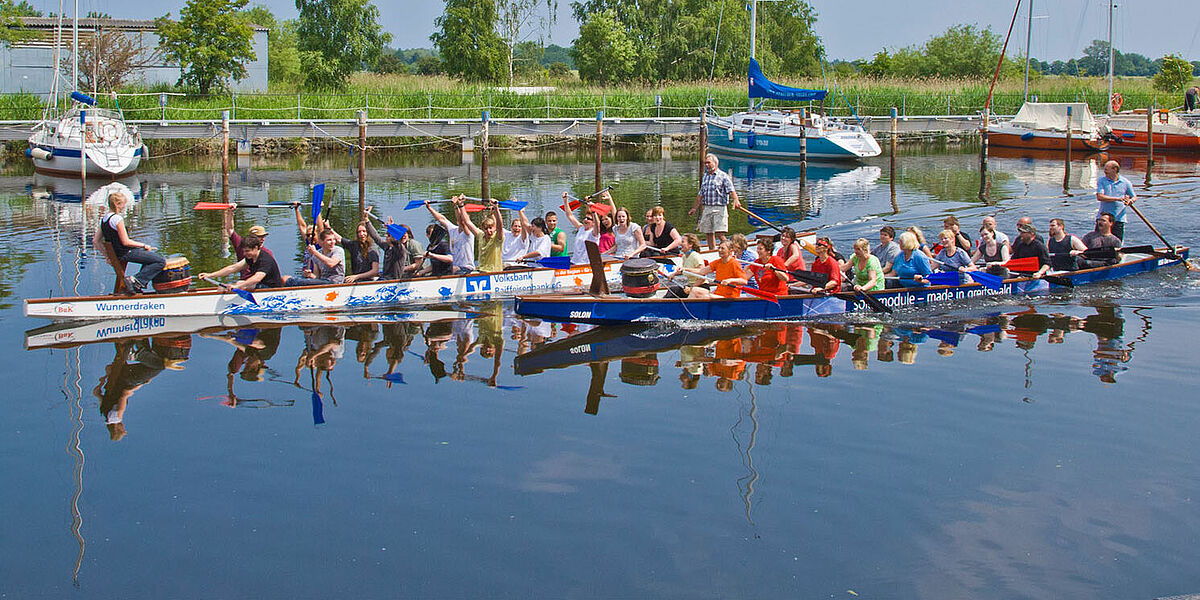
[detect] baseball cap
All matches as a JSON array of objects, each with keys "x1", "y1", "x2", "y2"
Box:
[
  {"x1": 248, "y1": 225, "x2": 268, "y2": 236},
  {"x1": 1017, "y1": 223, "x2": 1036, "y2": 234}
]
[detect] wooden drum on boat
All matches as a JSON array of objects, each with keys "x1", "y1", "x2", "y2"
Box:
[
  {"x1": 153, "y1": 255, "x2": 192, "y2": 292},
  {"x1": 619, "y1": 357, "x2": 660, "y2": 386},
  {"x1": 620, "y1": 258, "x2": 660, "y2": 298}
]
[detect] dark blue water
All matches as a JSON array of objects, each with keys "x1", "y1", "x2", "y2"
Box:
[{"x1": 3, "y1": 147, "x2": 1199, "y2": 599}]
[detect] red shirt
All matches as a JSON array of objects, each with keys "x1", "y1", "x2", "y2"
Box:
[
  {"x1": 747, "y1": 256, "x2": 789, "y2": 296},
  {"x1": 810, "y1": 255, "x2": 842, "y2": 289},
  {"x1": 775, "y1": 242, "x2": 806, "y2": 271}
]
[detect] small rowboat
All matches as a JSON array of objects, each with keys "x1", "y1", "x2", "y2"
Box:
[
  {"x1": 515, "y1": 248, "x2": 1188, "y2": 325},
  {"x1": 24, "y1": 309, "x2": 474, "y2": 350},
  {"x1": 24, "y1": 252, "x2": 714, "y2": 321}
]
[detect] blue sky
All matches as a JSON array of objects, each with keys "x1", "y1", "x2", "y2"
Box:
[{"x1": 42, "y1": 0, "x2": 1200, "y2": 62}]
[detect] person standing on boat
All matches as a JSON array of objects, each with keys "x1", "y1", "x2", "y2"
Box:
[
  {"x1": 1010, "y1": 222, "x2": 1052, "y2": 279},
  {"x1": 427, "y1": 197, "x2": 476, "y2": 274},
  {"x1": 199, "y1": 234, "x2": 285, "y2": 290},
  {"x1": 560, "y1": 192, "x2": 601, "y2": 266},
  {"x1": 689, "y1": 153, "x2": 741, "y2": 251},
  {"x1": 95, "y1": 190, "x2": 165, "y2": 294},
  {"x1": 1095, "y1": 160, "x2": 1135, "y2": 241}
]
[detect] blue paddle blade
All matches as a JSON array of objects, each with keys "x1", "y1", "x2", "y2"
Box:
[
  {"x1": 498, "y1": 200, "x2": 528, "y2": 210},
  {"x1": 386, "y1": 224, "x2": 408, "y2": 241},
  {"x1": 310, "y1": 183, "x2": 325, "y2": 223},
  {"x1": 312, "y1": 392, "x2": 325, "y2": 425},
  {"x1": 232, "y1": 287, "x2": 258, "y2": 305},
  {"x1": 494, "y1": 385, "x2": 524, "y2": 391},
  {"x1": 926, "y1": 329, "x2": 961, "y2": 346},
  {"x1": 927, "y1": 272, "x2": 960, "y2": 286},
  {"x1": 537, "y1": 256, "x2": 571, "y2": 269},
  {"x1": 967, "y1": 324, "x2": 1003, "y2": 335},
  {"x1": 383, "y1": 372, "x2": 405, "y2": 384},
  {"x1": 403, "y1": 199, "x2": 428, "y2": 210},
  {"x1": 967, "y1": 270, "x2": 1004, "y2": 290}
]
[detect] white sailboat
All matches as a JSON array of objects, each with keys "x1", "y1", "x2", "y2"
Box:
[
  {"x1": 704, "y1": 0, "x2": 881, "y2": 162},
  {"x1": 26, "y1": 3, "x2": 145, "y2": 178}
]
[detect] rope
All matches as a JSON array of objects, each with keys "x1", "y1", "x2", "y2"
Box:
[{"x1": 143, "y1": 131, "x2": 222, "y2": 160}]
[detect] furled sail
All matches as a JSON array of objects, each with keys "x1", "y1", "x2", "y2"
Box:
[{"x1": 747, "y1": 58, "x2": 827, "y2": 102}]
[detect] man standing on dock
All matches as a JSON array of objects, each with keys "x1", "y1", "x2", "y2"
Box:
[
  {"x1": 690, "y1": 153, "x2": 741, "y2": 250},
  {"x1": 1095, "y1": 160, "x2": 1135, "y2": 241}
]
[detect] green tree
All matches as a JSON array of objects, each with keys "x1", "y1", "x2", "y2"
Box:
[
  {"x1": 1154, "y1": 54, "x2": 1193, "y2": 94},
  {"x1": 921, "y1": 24, "x2": 1002, "y2": 78},
  {"x1": 432, "y1": 0, "x2": 505, "y2": 82},
  {"x1": 571, "y1": 9, "x2": 635, "y2": 84},
  {"x1": 295, "y1": 0, "x2": 391, "y2": 90},
  {"x1": 374, "y1": 52, "x2": 406, "y2": 74},
  {"x1": 547, "y1": 61, "x2": 571, "y2": 78},
  {"x1": 242, "y1": 5, "x2": 302, "y2": 85},
  {"x1": 497, "y1": 0, "x2": 557, "y2": 86},
  {"x1": 414, "y1": 55, "x2": 443, "y2": 75},
  {"x1": 157, "y1": 0, "x2": 256, "y2": 94},
  {"x1": 0, "y1": 0, "x2": 39, "y2": 45}
]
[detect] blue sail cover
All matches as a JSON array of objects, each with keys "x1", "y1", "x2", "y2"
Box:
[{"x1": 748, "y1": 58, "x2": 827, "y2": 102}]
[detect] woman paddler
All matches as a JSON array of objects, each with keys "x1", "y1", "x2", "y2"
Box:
[
  {"x1": 95, "y1": 190, "x2": 165, "y2": 294},
  {"x1": 681, "y1": 240, "x2": 747, "y2": 299}
]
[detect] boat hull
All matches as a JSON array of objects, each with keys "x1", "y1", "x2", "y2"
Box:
[
  {"x1": 29, "y1": 143, "x2": 144, "y2": 177},
  {"x1": 515, "y1": 249, "x2": 1187, "y2": 325},
  {"x1": 24, "y1": 253, "x2": 711, "y2": 320},
  {"x1": 987, "y1": 129, "x2": 1108, "y2": 152},
  {"x1": 706, "y1": 121, "x2": 881, "y2": 161}
]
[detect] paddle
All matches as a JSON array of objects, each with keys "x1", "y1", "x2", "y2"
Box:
[
  {"x1": 1043, "y1": 274, "x2": 1075, "y2": 287},
  {"x1": 585, "y1": 240, "x2": 609, "y2": 296},
  {"x1": 1003, "y1": 256, "x2": 1041, "y2": 272},
  {"x1": 403, "y1": 199, "x2": 430, "y2": 210},
  {"x1": 385, "y1": 224, "x2": 408, "y2": 242},
  {"x1": 927, "y1": 256, "x2": 1004, "y2": 290},
  {"x1": 201, "y1": 275, "x2": 258, "y2": 305},
  {"x1": 736, "y1": 258, "x2": 828, "y2": 287},
  {"x1": 310, "y1": 183, "x2": 325, "y2": 225},
  {"x1": 736, "y1": 204, "x2": 784, "y2": 234},
  {"x1": 1127, "y1": 202, "x2": 1197, "y2": 270},
  {"x1": 193, "y1": 201, "x2": 307, "y2": 210},
  {"x1": 697, "y1": 275, "x2": 779, "y2": 304},
  {"x1": 519, "y1": 255, "x2": 571, "y2": 269},
  {"x1": 832, "y1": 289, "x2": 893, "y2": 314},
  {"x1": 461, "y1": 196, "x2": 528, "y2": 211}
]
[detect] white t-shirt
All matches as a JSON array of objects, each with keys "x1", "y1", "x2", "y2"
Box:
[
  {"x1": 525, "y1": 234, "x2": 551, "y2": 260},
  {"x1": 570, "y1": 227, "x2": 600, "y2": 266},
  {"x1": 502, "y1": 231, "x2": 528, "y2": 263},
  {"x1": 446, "y1": 224, "x2": 475, "y2": 271}
]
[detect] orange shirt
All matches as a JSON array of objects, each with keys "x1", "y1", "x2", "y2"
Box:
[
  {"x1": 748, "y1": 256, "x2": 789, "y2": 296},
  {"x1": 712, "y1": 257, "x2": 747, "y2": 298}
]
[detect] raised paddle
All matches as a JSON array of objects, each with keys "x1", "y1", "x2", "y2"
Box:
[
  {"x1": 1127, "y1": 202, "x2": 1198, "y2": 270},
  {"x1": 310, "y1": 184, "x2": 325, "y2": 225},
  {"x1": 461, "y1": 196, "x2": 528, "y2": 211},
  {"x1": 403, "y1": 199, "x2": 431, "y2": 210},
  {"x1": 193, "y1": 201, "x2": 308, "y2": 210},
  {"x1": 201, "y1": 275, "x2": 258, "y2": 305}
]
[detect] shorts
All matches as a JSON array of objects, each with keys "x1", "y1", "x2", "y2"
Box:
[{"x1": 697, "y1": 205, "x2": 729, "y2": 233}]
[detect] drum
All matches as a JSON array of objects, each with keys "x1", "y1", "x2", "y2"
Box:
[
  {"x1": 151, "y1": 335, "x2": 192, "y2": 370},
  {"x1": 620, "y1": 258, "x2": 660, "y2": 298},
  {"x1": 153, "y1": 255, "x2": 192, "y2": 292},
  {"x1": 619, "y1": 357, "x2": 660, "y2": 386}
]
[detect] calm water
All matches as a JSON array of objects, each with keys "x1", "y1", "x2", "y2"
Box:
[{"x1": 3, "y1": 146, "x2": 1200, "y2": 599}]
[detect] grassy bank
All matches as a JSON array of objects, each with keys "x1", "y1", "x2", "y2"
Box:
[{"x1": 0, "y1": 74, "x2": 1186, "y2": 123}]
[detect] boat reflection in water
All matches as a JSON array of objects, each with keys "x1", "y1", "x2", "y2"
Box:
[{"x1": 718, "y1": 156, "x2": 881, "y2": 227}]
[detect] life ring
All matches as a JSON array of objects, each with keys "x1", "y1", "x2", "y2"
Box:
[
  {"x1": 99, "y1": 121, "x2": 119, "y2": 142},
  {"x1": 1110, "y1": 92, "x2": 1123, "y2": 113},
  {"x1": 1159, "y1": 109, "x2": 1170, "y2": 124}
]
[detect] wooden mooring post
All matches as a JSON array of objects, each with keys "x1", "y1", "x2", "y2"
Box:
[
  {"x1": 1063, "y1": 106, "x2": 1072, "y2": 192},
  {"x1": 595, "y1": 111, "x2": 603, "y2": 192},
  {"x1": 480, "y1": 110, "x2": 490, "y2": 201},
  {"x1": 358, "y1": 110, "x2": 366, "y2": 218},
  {"x1": 890, "y1": 107, "x2": 899, "y2": 213},
  {"x1": 221, "y1": 110, "x2": 230, "y2": 204},
  {"x1": 979, "y1": 107, "x2": 989, "y2": 200},
  {"x1": 1147, "y1": 101, "x2": 1155, "y2": 177}
]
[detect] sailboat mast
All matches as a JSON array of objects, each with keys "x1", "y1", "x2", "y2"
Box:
[
  {"x1": 51, "y1": 0, "x2": 63, "y2": 112},
  {"x1": 71, "y1": 0, "x2": 78, "y2": 92},
  {"x1": 749, "y1": 0, "x2": 757, "y2": 111},
  {"x1": 1107, "y1": 1, "x2": 1114, "y2": 114},
  {"x1": 1023, "y1": 0, "x2": 1032, "y2": 102}
]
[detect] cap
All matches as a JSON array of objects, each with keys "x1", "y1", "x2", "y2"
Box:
[
  {"x1": 248, "y1": 225, "x2": 268, "y2": 236},
  {"x1": 1017, "y1": 223, "x2": 1037, "y2": 234}
]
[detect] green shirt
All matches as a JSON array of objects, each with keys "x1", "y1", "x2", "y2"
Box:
[
  {"x1": 549, "y1": 227, "x2": 568, "y2": 257},
  {"x1": 850, "y1": 254, "x2": 884, "y2": 291},
  {"x1": 477, "y1": 232, "x2": 503, "y2": 273}
]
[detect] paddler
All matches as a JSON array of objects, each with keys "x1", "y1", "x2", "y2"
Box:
[
  {"x1": 199, "y1": 234, "x2": 285, "y2": 290},
  {"x1": 681, "y1": 240, "x2": 747, "y2": 299}
]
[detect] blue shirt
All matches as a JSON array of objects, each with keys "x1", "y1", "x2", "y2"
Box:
[
  {"x1": 892, "y1": 251, "x2": 933, "y2": 287},
  {"x1": 1096, "y1": 175, "x2": 1135, "y2": 222},
  {"x1": 699, "y1": 168, "x2": 736, "y2": 206},
  {"x1": 934, "y1": 247, "x2": 972, "y2": 284}
]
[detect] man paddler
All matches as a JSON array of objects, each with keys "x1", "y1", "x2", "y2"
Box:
[
  {"x1": 200, "y1": 234, "x2": 285, "y2": 290},
  {"x1": 1010, "y1": 222, "x2": 1052, "y2": 279}
]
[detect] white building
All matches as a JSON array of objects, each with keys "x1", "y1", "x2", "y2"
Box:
[{"x1": 0, "y1": 17, "x2": 268, "y2": 95}]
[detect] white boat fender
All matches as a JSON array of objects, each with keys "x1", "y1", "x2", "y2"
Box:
[
  {"x1": 28, "y1": 147, "x2": 52, "y2": 160},
  {"x1": 727, "y1": 126, "x2": 734, "y2": 142}
]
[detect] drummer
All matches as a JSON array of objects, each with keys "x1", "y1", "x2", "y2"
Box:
[
  {"x1": 95, "y1": 190, "x2": 165, "y2": 294},
  {"x1": 199, "y1": 234, "x2": 285, "y2": 290}
]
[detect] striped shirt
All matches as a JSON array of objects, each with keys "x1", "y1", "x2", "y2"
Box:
[{"x1": 699, "y1": 168, "x2": 736, "y2": 206}]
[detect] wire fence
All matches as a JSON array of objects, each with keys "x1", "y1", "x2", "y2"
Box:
[{"x1": 0, "y1": 89, "x2": 1175, "y2": 122}]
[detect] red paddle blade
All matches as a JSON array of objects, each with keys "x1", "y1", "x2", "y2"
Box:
[
  {"x1": 561, "y1": 199, "x2": 582, "y2": 212},
  {"x1": 589, "y1": 203, "x2": 612, "y2": 216},
  {"x1": 740, "y1": 285, "x2": 779, "y2": 304},
  {"x1": 194, "y1": 202, "x2": 234, "y2": 210},
  {"x1": 461, "y1": 203, "x2": 487, "y2": 212},
  {"x1": 1004, "y1": 256, "x2": 1040, "y2": 271}
]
